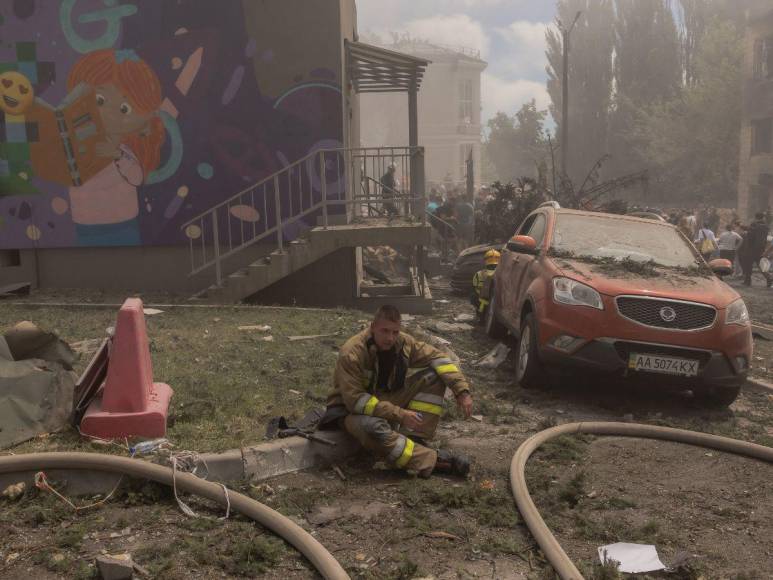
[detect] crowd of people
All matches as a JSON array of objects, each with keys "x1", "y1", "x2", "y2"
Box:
[
  {"x1": 379, "y1": 166, "x2": 773, "y2": 288},
  {"x1": 665, "y1": 207, "x2": 773, "y2": 287}
]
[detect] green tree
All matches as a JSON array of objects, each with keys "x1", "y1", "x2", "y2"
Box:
[
  {"x1": 608, "y1": 0, "x2": 683, "y2": 178},
  {"x1": 546, "y1": 0, "x2": 615, "y2": 185},
  {"x1": 629, "y1": 20, "x2": 743, "y2": 203},
  {"x1": 484, "y1": 100, "x2": 548, "y2": 183}
]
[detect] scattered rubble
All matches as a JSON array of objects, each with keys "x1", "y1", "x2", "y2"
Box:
[
  {"x1": 142, "y1": 308, "x2": 164, "y2": 316},
  {"x1": 287, "y1": 332, "x2": 340, "y2": 341},
  {"x1": 474, "y1": 343, "x2": 511, "y2": 368},
  {"x1": 1, "y1": 482, "x2": 25, "y2": 500},
  {"x1": 427, "y1": 321, "x2": 474, "y2": 333},
  {"x1": 96, "y1": 553, "x2": 135, "y2": 580}
]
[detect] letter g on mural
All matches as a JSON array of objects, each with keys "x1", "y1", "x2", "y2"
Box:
[{"x1": 0, "y1": 0, "x2": 344, "y2": 250}]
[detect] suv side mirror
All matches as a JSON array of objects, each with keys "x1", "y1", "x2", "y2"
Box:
[
  {"x1": 506, "y1": 235, "x2": 538, "y2": 255},
  {"x1": 708, "y1": 258, "x2": 732, "y2": 277}
]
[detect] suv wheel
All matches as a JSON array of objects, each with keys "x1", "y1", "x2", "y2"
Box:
[
  {"x1": 516, "y1": 313, "x2": 548, "y2": 389},
  {"x1": 484, "y1": 289, "x2": 507, "y2": 339},
  {"x1": 692, "y1": 384, "x2": 741, "y2": 408}
]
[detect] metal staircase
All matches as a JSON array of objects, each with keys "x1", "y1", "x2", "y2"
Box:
[{"x1": 181, "y1": 146, "x2": 431, "y2": 304}]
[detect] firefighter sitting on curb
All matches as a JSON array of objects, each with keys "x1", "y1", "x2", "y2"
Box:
[
  {"x1": 320, "y1": 305, "x2": 473, "y2": 478},
  {"x1": 471, "y1": 249, "x2": 500, "y2": 320}
]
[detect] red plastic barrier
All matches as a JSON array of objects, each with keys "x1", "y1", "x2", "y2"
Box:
[{"x1": 80, "y1": 298, "x2": 173, "y2": 439}]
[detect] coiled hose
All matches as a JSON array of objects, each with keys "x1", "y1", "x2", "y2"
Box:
[
  {"x1": 510, "y1": 422, "x2": 773, "y2": 580},
  {"x1": 0, "y1": 453, "x2": 350, "y2": 580}
]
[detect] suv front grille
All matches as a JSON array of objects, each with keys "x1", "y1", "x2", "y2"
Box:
[{"x1": 616, "y1": 296, "x2": 716, "y2": 331}]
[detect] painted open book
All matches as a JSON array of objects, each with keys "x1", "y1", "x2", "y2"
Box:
[{"x1": 28, "y1": 82, "x2": 111, "y2": 187}]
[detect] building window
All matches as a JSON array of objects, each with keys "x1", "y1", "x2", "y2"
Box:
[
  {"x1": 753, "y1": 37, "x2": 773, "y2": 80},
  {"x1": 752, "y1": 118, "x2": 773, "y2": 155},
  {"x1": 0, "y1": 249, "x2": 21, "y2": 267},
  {"x1": 459, "y1": 79, "x2": 473, "y2": 124},
  {"x1": 459, "y1": 143, "x2": 474, "y2": 179}
]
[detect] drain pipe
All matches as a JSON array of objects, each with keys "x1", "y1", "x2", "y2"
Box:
[
  {"x1": 510, "y1": 422, "x2": 773, "y2": 580},
  {"x1": 0, "y1": 453, "x2": 349, "y2": 580}
]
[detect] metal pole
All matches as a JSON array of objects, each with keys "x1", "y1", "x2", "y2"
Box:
[
  {"x1": 321, "y1": 151, "x2": 328, "y2": 228},
  {"x1": 274, "y1": 175, "x2": 283, "y2": 253},
  {"x1": 561, "y1": 28, "x2": 569, "y2": 179},
  {"x1": 212, "y1": 210, "x2": 222, "y2": 286}
]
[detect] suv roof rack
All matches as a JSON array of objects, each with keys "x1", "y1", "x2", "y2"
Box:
[{"x1": 539, "y1": 201, "x2": 561, "y2": 209}]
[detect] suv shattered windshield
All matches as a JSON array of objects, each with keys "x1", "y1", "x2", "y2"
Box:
[{"x1": 550, "y1": 214, "x2": 700, "y2": 269}]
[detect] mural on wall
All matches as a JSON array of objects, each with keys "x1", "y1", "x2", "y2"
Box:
[{"x1": 0, "y1": 0, "x2": 344, "y2": 249}]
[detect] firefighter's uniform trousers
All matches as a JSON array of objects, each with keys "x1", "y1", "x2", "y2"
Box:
[{"x1": 344, "y1": 366, "x2": 448, "y2": 474}]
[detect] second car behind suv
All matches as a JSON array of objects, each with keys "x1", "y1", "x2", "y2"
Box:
[{"x1": 484, "y1": 207, "x2": 752, "y2": 406}]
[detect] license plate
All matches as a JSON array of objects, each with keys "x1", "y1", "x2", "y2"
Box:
[{"x1": 628, "y1": 353, "x2": 699, "y2": 377}]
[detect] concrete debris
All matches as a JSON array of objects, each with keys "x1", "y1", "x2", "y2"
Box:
[
  {"x1": 453, "y1": 313, "x2": 475, "y2": 323},
  {"x1": 96, "y1": 553, "x2": 134, "y2": 580},
  {"x1": 470, "y1": 415, "x2": 484, "y2": 422},
  {"x1": 475, "y1": 343, "x2": 510, "y2": 368},
  {"x1": 142, "y1": 308, "x2": 164, "y2": 316},
  {"x1": 1, "y1": 482, "x2": 25, "y2": 500},
  {"x1": 428, "y1": 321, "x2": 473, "y2": 333},
  {"x1": 238, "y1": 325, "x2": 272, "y2": 332},
  {"x1": 287, "y1": 332, "x2": 340, "y2": 342},
  {"x1": 71, "y1": 338, "x2": 103, "y2": 356}
]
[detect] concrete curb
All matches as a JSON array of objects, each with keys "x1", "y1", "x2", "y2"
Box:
[
  {"x1": 0, "y1": 431, "x2": 361, "y2": 497},
  {"x1": 199, "y1": 431, "x2": 361, "y2": 484}
]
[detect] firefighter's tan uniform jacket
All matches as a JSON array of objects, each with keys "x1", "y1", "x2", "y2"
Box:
[{"x1": 328, "y1": 329, "x2": 470, "y2": 423}]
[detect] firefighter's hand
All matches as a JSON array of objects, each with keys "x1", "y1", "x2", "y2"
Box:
[
  {"x1": 456, "y1": 392, "x2": 473, "y2": 419},
  {"x1": 401, "y1": 410, "x2": 424, "y2": 432}
]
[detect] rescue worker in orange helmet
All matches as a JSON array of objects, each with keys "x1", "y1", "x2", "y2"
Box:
[
  {"x1": 320, "y1": 305, "x2": 473, "y2": 477},
  {"x1": 471, "y1": 249, "x2": 500, "y2": 319}
]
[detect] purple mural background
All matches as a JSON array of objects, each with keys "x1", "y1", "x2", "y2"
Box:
[{"x1": 0, "y1": 0, "x2": 343, "y2": 249}]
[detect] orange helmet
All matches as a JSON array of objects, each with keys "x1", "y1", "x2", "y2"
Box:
[{"x1": 484, "y1": 249, "x2": 501, "y2": 266}]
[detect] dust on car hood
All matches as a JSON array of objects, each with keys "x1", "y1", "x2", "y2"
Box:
[{"x1": 551, "y1": 257, "x2": 740, "y2": 308}]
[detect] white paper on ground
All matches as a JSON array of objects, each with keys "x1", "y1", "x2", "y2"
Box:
[{"x1": 598, "y1": 543, "x2": 666, "y2": 573}]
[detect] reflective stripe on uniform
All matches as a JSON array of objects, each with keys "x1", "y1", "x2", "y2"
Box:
[
  {"x1": 387, "y1": 435, "x2": 407, "y2": 462},
  {"x1": 430, "y1": 358, "x2": 453, "y2": 369},
  {"x1": 435, "y1": 364, "x2": 459, "y2": 375},
  {"x1": 363, "y1": 396, "x2": 379, "y2": 416},
  {"x1": 354, "y1": 393, "x2": 379, "y2": 415},
  {"x1": 395, "y1": 438, "x2": 415, "y2": 469},
  {"x1": 412, "y1": 392, "x2": 444, "y2": 406},
  {"x1": 408, "y1": 400, "x2": 443, "y2": 416}
]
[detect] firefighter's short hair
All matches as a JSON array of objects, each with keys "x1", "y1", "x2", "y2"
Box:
[{"x1": 373, "y1": 305, "x2": 401, "y2": 324}]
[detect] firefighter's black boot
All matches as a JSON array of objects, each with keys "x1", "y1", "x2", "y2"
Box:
[{"x1": 432, "y1": 449, "x2": 471, "y2": 477}]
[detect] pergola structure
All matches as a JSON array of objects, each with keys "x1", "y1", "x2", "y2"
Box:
[{"x1": 346, "y1": 40, "x2": 430, "y2": 149}]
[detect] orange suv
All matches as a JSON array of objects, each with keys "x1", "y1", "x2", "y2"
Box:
[{"x1": 484, "y1": 206, "x2": 752, "y2": 406}]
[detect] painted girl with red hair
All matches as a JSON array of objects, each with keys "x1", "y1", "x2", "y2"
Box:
[{"x1": 67, "y1": 49, "x2": 165, "y2": 246}]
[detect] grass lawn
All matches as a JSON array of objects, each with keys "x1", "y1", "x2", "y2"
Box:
[{"x1": 1, "y1": 303, "x2": 367, "y2": 453}]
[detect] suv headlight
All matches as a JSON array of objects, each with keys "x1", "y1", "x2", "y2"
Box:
[
  {"x1": 725, "y1": 298, "x2": 750, "y2": 326},
  {"x1": 553, "y1": 277, "x2": 604, "y2": 310}
]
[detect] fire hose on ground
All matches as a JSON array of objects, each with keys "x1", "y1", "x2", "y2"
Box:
[
  {"x1": 1, "y1": 422, "x2": 771, "y2": 580},
  {"x1": 510, "y1": 422, "x2": 773, "y2": 580},
  {"x1": 0, "y1": 453, "x2": 350, "y2": 580}
]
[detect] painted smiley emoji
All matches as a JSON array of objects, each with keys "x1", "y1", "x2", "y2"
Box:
[{"x1": 0, "y1": 71, "x2": 35, "y2": 115}]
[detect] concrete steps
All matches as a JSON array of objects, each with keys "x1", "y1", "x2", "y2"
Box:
[{"x1": 190, "y1": 220, "x2": 435, "y2": 306}]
